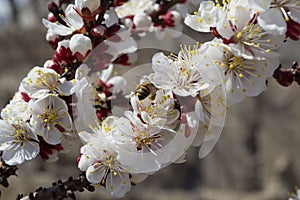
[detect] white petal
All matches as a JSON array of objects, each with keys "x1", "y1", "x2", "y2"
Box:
[
  {"x1": 57, "y1": 80, "x2": 74, "y2": 96},
  {"x1": 78, "y1": 131, "x2": 97, "y2": 144},
  {"x1": 290, "y1": 7, "x2": 300, "y2": 24},
  {"x1": 195, "y1": 100, "x2": 205, "y2": 123},
  {"x1": 105, "y1": 172, "x2": 131, "y2": 198},
  {"x1": 100, "y1": 64, "x2": 113, "y2": 82},
  {"x1": 104, "y1": 9, "x2": 119, "y2": 27},
  {"x1": 258, "y1": 8, "x2": 287, "y2": 35},
  {"x1": 42, "y1": 19, "x2": 73, "y2": 36},
  {"x1": 86, "y1": 164, "x2": 106, "y2": 184},
  {"x1": 23, "y1": 142, "x2": 40, "y2": 160},
  {"x1": 65, "y1": 4, "x2": 84, "y2": 29},
  {"x1": 2, "y1": 146, "x2": 25, "y2": 165},
  {"x1": 41, "y1": 126, "x2": 63, "y2": 145}
]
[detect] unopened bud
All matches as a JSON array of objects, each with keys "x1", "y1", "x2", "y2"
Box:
[
  {"x1": 160, "y1": 11, "x2": 181, "y2": 27},
  {"x1": 70, "y1": 34, "x2": 92, "y2": 61},
  {"x1": 48, "y1": 2, "x2": 60, "y2": 15},
  {"x1": 47, "y1": 13, "x2": 57, "y2": 22},
  {"x1": 92, "y1": 25, "x2": 106, "y2": 37},
  {"x1": 133, "y1": 13, "x2": 152, "y2": 29},
  {"x1": 273, "y1": 67, "x2": 294, "y2": 87}
]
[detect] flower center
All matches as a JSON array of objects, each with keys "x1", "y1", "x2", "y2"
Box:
[
  {"x1": 11, "y1": 124, "x2": 34, "y2": 146},
  {"x1": 102, "y1": 152, "x2": 120, "y2": 176},
  {"x1": 223, "y1": 55, "x2": 247, "y2": 78},
  {"x1": 134, "y1": 131, "x2": 160, "y2": 151},
  {"x1": 35, "y1": 70, "x2": 59, "y2": 91},
  {"x1": 39, "y1": 106, "x2": 60, "y2": 129}
]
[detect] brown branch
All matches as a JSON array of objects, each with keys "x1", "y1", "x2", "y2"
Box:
[
  {"x1": 0, "y1": 158, "x2": 18, "y2": 187},
  {"x1": 17, "y1": 174, "x2": 95, "y2": 200}
]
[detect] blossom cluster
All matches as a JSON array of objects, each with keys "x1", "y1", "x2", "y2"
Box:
[{"x1": 1, "y1": 0, "x2": 300, "y2": 199}]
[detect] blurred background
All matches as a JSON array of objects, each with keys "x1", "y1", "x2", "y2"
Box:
[{"x1": 1, "y1": 1, "x2": 300, "y2": 199}]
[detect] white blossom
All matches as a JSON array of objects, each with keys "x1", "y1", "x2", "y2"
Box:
[
  {"x1": 130, "y1": 88, "x2": 180, "y2": 127},
  {"x1": 185, "y1": 0, "x2": 284, "y2": 58},
  {"x1": 149, "y1": 50, "x2": 210, "y2": 98},
  {"x1": 105, "y1": 112, "x2": 190, "y2": 173},
  {"x1": 29, "y1": 94, "x2": 73, "y2": 145},
  {"x1": 0, "y1": 119, "x2": 39, "y2": 165},
  {"x1": 199, "y1": 40, "x2": 279, "y2": 104},
  {"x1": 78, "y1": 128, "x2": 131, "y2": 198},
  {"x1": 20, "y1": 67, "x2": 73, "y2": 98},
  {"x1": 184, "y1": 1, "x2": 222, "y2": 32},
  {"x1": 115, "y1": 0, "x2": 156, "y2": 18},
  {"x1": 1, "y1": 92, "x2": 30, "y2": 123},
  {"x1": 215, "y1": 1, "x2": 284, "y2": 58},
  {"x1": 42, "y1": 4, "x2": 84, "y2": 36}
]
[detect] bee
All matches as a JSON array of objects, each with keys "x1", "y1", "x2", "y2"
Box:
[{"x1": 134, "y1": 82, "x2": 157, "y2": 101}]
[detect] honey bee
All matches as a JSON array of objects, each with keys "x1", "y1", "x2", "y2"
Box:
[{"x1": 134, "y1": 82, "x2": 157, "y2": 101}]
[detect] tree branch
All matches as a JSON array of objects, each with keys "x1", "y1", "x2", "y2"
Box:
[
  {"x1": 0, "y1": 158, "x2": 18, "y2": 187},
  {"x1": 17, "y1": 174, "x2": 95, "y2": 200}
]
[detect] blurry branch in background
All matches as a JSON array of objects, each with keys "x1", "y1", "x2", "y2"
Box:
[
  {"x1": 29, "y1": 0, "x2": 50, "y2": 22},
  {"x1": 8, "y1": 0, "x2": 18, "y2": 23},
  {"x1": 5, "y1": 0, "x2": 49, "y2": 27}
]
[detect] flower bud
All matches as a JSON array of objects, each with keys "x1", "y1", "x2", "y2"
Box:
[
  {"x1": 160, "y1": 11, "x2": 182, "y2": 27},
  {"x1": 70, "y1": 34, "x2": 92, "y2": 61},
  {"x1": 91, "y1": 25, "x2": 106, "y2": 37},
  {"x1": 133, "y1": 13, "x2": 152, "y2": 29},
  {"x1": 273, "y1": 67, "x2": 294, "y2": 87},
  {"x1": 47, "y1": 13, "x2": 57, "y2": 22},
  {"x1": 48, "y1": 2, "x2": 60, "y2": 15},
  {"x1": 46, "y1": 30, "x2": 60, "y2": 49}
]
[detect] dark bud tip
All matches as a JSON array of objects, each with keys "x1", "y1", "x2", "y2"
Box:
[
  {"x1": 273, "y1": 68, "x2": 294, "y2": 87},
  {"x1": 29, "y1": 192, "x2": 34, "y2": 199},
  {"x1": 292, "y1": 61, "x2": 298, "y2": 69},
  {"x1": 48, "y1": 2, "x2": 60, "y2": 14},
  {"x1": 294, "y1": 69, "x2": 300, "y2": 85},
  {"x1": 17, "y1": 194, "x2": 24, "y2": 200}
]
